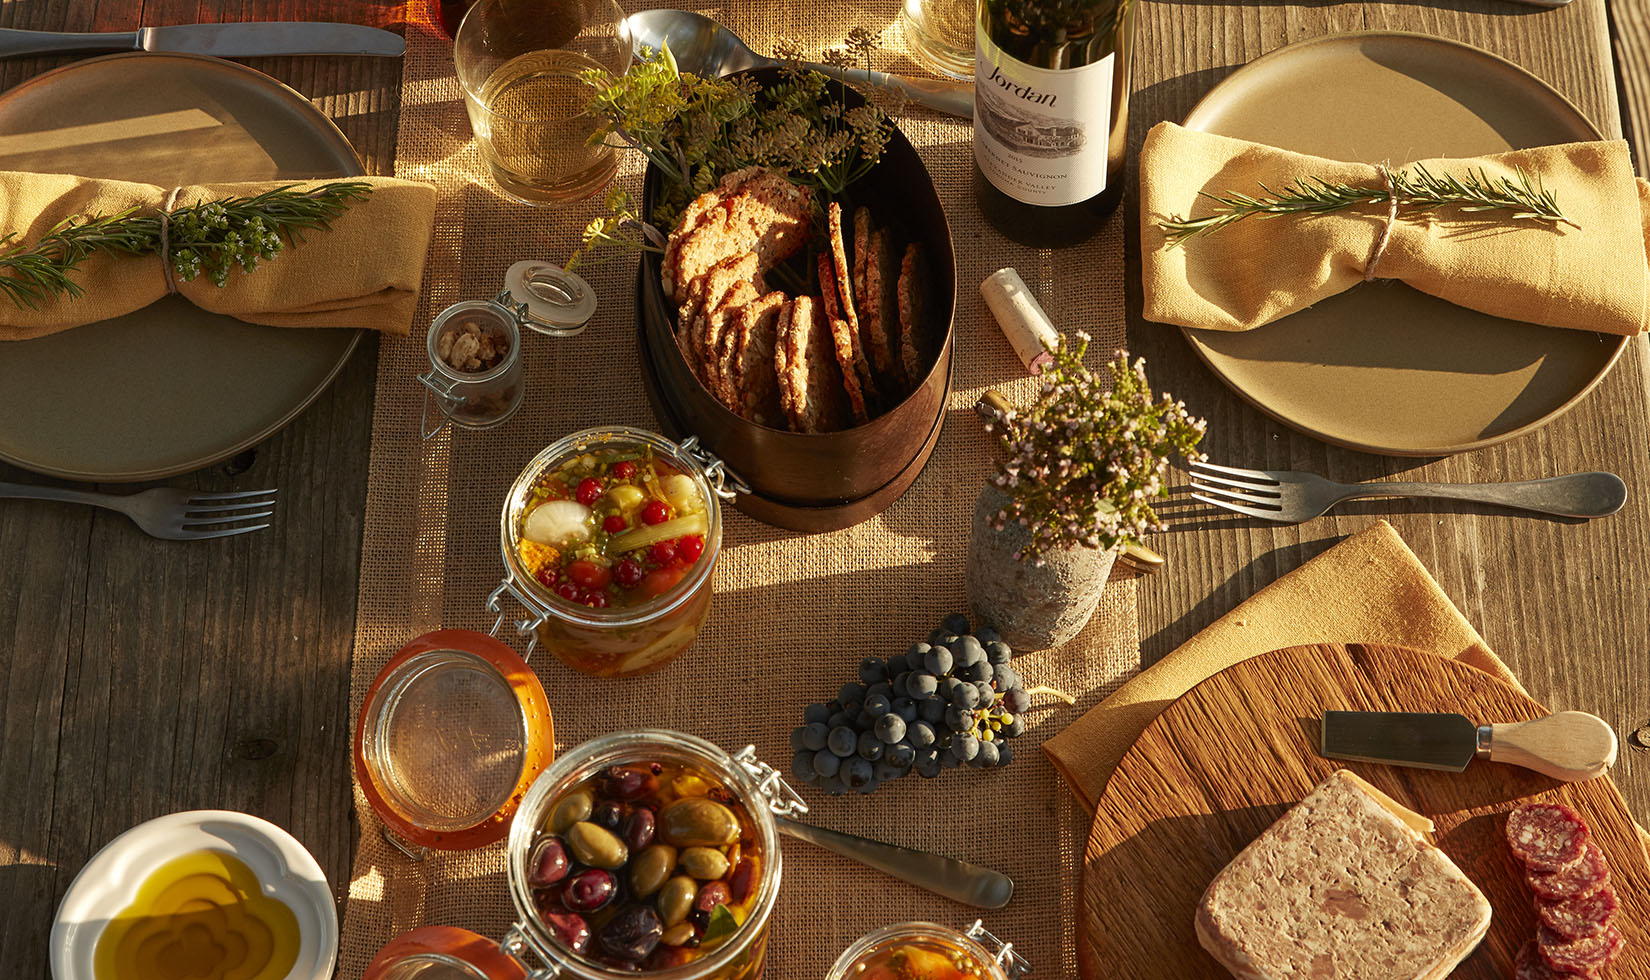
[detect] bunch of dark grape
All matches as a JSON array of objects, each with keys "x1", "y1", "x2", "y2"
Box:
[{"x1": 788, "y1": 613, "x2": 1032, "y2": 795}]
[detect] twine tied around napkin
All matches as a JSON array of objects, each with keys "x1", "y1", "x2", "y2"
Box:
[
  {"x1": 1139, "y1": 123, "x2": 1650, "y2": 337},
  {"x1": 157, "y1": 186, "x2": 183, "y2": 296},
  {"x1": 1363, "y1": 165, "x2": 1399, "y2": 283}
]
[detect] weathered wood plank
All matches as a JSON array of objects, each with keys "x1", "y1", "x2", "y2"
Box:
[{"x1": 0, "y1": 1, "x2": 393, "y2": 975}]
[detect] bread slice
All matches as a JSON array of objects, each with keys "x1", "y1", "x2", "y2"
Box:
[
  {"x1": 730, "y1": 291, "x2": 788, "y2": 428},
  {"x1": 700, "y1": 278, "x2": 758, "y2": 406},
  {"x1": 863, "y1": 226, "x2": 905, "y2": 396},
  {"x1": 669, "y1": 169, "x2": 810, "y2": 305},
  {"x1": 821, "y1": 203, "x2": 879, "y2": 412},
  {"x1": 852, "y1": 206, "x2": 871, "y2": 308},
  {"x1": 682, "y1": 252, "x2": 761, "y2": 386},
  {"x1": 777, "y1": 294, "x2": 849, "y2": 434},
  {"x1": 1196, "y1": 770, "x2": 1491, "y2": 980},
  {"x1": 897, "y1": 242, "x2": 928, "y2": 386}
]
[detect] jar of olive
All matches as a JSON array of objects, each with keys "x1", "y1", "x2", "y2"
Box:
[
  {"x1": 825, "y1": 921, "x2": 1029, "y2": 980},
  {"x1": 503, "y1": 730, "x2": 804, "y2": 980}
]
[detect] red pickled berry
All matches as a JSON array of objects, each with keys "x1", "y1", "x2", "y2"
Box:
[
  {"x1": 614, "y1": 559, "x2": 646, "y2": 589},
  {"x1": 567, "y1": 559, "x2": 612, "y2": 590},
  {"x1": 576, "y1": 477, "x2": 604, "y2": 505},
  {"x1": 555, "y1": 581, "x2": 581, "y2": 601},
  {"x1": 534, "y1": 566, "x2": 557, "y2": 588},
  {"x1": 649, "y1": 540, "x2": 677, "y2": 565},
  {"x1": 640, "y1": 500, "x2": 670, "y2": 525},
  {"x1": 612, "y1": 461, "x2": 637, "y2": 479},
  {"x1": 678, "y1": 535, "x2": 705, "y2": 563},
  {"x1": 586, "y1": 592, "x2": 609, "y2": 609},
  {"x1": 602, "y1": 513, "x2": 629, "y2": 534}
]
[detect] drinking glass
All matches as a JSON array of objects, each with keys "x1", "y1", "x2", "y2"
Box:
[
  {"x1": 901, "y1": 0, "x2": 976, "y2": 80},
  {"x1": 454, "y1": 0, "x2": 630, "y2": 206}
]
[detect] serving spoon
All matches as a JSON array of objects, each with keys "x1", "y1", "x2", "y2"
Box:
[{"x1": 624, "y1": 9, "x2": 975, "y2": 119}]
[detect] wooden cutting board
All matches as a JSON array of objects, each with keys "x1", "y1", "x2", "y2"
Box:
[{"x1": 1080, "y1": 643, "x2": 1649, "y2": 979}]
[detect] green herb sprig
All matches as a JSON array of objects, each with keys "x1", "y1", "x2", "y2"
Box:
[
  {"x1": 1160, "y1": 163, "x2": 1576, "y2": 247},
  {"x1": 0, "y1": 181, "x2": 373, "y2": 310},
  {"x1": 575, "y1": 37, "x2": 897, "y2": 248}
]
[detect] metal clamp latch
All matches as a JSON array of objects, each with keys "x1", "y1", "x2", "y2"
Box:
[
  {"x1": 733, "y1": 745, "x2": 809, "y2": 818},
  {"x1": 964, "y1": 920, "x2": 1030, "y2": 979},
  {"x1": 678, "y1": 435, "x2": 752, "y2": 500},
  {"x1": 501, "y1": 923, "x2": 563, "y2": 980},
  {"x1": 487, "y1": 576, "x2": 552, "y2": 659}
]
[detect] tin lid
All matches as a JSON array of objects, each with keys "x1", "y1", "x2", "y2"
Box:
[
  {"x1": 354, "y1": 630, "x2": 555, "y2": 853},
  {"x1": 505, "y1": 261, "x2": 597, "y2": 336},
  {"x1": 363, "y1": 926, "x2": 528, "y2": 980}
]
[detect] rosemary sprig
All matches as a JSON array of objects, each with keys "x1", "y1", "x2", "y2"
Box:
[
  {"x1": 1160, "y1": 163, "x2": 1578, "y2": 247},
  {"x1": 0, "y1": 181, "x2": 373, "y2": 311}
]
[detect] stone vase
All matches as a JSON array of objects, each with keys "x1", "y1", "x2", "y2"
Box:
[{"x1": 965, "y1": 483, "x2": 1118, "y2": 651}]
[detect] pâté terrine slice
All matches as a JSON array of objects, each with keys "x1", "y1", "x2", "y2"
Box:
[{"x1": 1196, "y1": 769, "x2": 1491, "y2": 980}]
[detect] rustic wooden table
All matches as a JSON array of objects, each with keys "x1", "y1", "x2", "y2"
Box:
[{"x1": 0, "y1": 0, "x2": 1646, "y2": 977}]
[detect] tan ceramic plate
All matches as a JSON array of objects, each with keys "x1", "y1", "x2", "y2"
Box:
[
  {"x1": 1181, "y1": 32, "x2": 1623, "y2": 456},
  {"x1": 0, "y1": 53, "x2": 363, "y2": 481}
]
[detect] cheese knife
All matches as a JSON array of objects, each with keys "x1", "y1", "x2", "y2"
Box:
[
  {"x1": 0, "y1": 22, "x2": 405, "y2": 59},
  {"x1": 1320, "y1": 710, "x2": 1617, "y2": 782}
]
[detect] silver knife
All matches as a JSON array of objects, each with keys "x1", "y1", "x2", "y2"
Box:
[
  {"x1": 1320, "y1": 710, "x2": 1617, "y2": 783},
  {"x1": 0, "y1": 22, "x2": 405, "y2": 59}
]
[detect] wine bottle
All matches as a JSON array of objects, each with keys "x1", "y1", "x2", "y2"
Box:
[{"x1": 972, "y1": 0, "x2": 1137, "y2": 247}]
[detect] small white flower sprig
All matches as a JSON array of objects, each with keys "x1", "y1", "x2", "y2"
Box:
[{"x1": 982, "y1": 332, "x2": 1206, "y2": 564}]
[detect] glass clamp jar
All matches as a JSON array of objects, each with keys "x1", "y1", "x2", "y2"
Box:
[
  {"x1": 419, "y1": 261, "x2": 598, "y2": 439},
  {"x1": 353, "y1": 630, "x2": 556, "y2": 860},
  {"x1": 827, "y1": 920, "x2": 1031, "y2": 980},
  {"x1": 362, "y1": 732, "x2": 806, "y2": 980},
  {"x1": 487, "y1": 427, "x2": 751, "y2": 677}
]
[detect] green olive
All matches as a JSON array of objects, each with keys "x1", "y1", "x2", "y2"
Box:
[
  {"x1": 660, "y1": 923, "x2": 695, "y2": 947},
  {"x1": 630, "y1": 844, "x2": 678, "y2": 897},
  {"x1": 548, "y1": 791, "x2": 594, "y2": 834},
  {"x1": 678, "y1": 846, "x2": 731, "y2": 880},
  {"x1": 566, "y1": 820, "x2": 629, "y2": 870},
  {"x1": 659, "y1": 797, "x2": 740, "y2": 847},
  {"x1": 657, "y1": 875, "x2": 697, "y2": 927}
]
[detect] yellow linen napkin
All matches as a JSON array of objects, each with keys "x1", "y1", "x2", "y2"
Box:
[
  {"x1": 1139, "y1": 122, "x2": 1650, "y2": 337},
  {"x1": 1042, "y1": 521, "x2": 1511, "y2": 812},
  {"x1": 0, "y1": 171, "x2": 438, "y2": 339}
]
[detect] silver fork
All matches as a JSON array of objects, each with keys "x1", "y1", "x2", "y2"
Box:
[
  {"x1": 0, "y1": 482, "x2": 276, "y2": 539},
  {"x1": 1187, "y1": 462, "x2": 1625, "y2": 523}
]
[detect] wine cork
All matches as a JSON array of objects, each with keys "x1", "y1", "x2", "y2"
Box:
[{"x1": 980, "y1": 268, "x2": 1060, "y2": 374}]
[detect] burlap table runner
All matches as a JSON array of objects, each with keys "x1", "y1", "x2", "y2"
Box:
[{"x1": 339, "y1": 4, "x2": 1138, "y2": 977}]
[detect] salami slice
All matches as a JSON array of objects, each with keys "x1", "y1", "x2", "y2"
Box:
[
  {"x1": 1508, "y1": 802, "x2": 1591, "y2": 871},
  {"x1": 1528, "y1": 842, "x2": 1613, "y2": 902},
  {"x1": 1539, "y1": 923, "x2": 1624, "y2": 975},
  {"x1": 1514, "y1": 940, "x2": 1587, "y2": 980},
  {"x1": 1538, "y1": 882, "x2": 1620, "y2": 940}
]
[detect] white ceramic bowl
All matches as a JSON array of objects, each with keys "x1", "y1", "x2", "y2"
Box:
[{"x1": 51, "y1": 809, "x2": 338, "y2": 980}]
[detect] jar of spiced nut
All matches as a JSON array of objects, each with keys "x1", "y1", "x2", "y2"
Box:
[{"x1": 419, "y1": 261, "x2": 597, "y2": 438}]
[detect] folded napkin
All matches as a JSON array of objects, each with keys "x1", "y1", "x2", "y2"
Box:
[
  {"x1": 1140, "y1": 122, "x2": 1650, "y2": 337},
  {"x1": 0, "y1": 171, "x2": 438, "y2": 339},
  {"x1": 1042, "y1": 521, "x2": 1511, "y2": 812}
]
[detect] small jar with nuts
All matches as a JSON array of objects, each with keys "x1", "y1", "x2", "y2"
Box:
[
  {"x1": 418, "y1": 263, "x2": 596, "y2": 439},
  {"x1": 420, "y1": 300, "x2": 525, "y2": 437}
]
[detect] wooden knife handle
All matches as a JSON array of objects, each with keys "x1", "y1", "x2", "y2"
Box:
[{"x1": 1485, "y1": 711, "x2": 1618, "y2": 782}]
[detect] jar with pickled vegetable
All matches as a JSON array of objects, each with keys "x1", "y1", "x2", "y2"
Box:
[
  {"x1": 504, "y1": 731, "x2": 803, "y2": 980},
  {"x1": 495, "y1": 427, "x2": 738, "y2": 677},
  {"x1": 827, "y1": 921, "x2": 1028, "y2": 980}
]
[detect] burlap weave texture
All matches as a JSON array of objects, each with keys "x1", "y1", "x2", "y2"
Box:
[{"x1": 342, "y1": 4, "x2": 1136, "y2": 977}]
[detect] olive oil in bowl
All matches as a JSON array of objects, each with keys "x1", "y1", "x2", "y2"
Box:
[{"x1": 93, "y1": 850, "x2": 301, "y2": 980}]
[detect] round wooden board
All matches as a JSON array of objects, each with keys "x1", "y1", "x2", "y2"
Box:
[{"x1": 1079, "y1": 643, "x2": 1650, "y2": 980}]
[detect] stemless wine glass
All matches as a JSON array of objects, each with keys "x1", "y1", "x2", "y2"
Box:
[
  {"x1": 454, "y1": 0, "x2": 631, "y2": 206},
  {"x1": 901, "y1": 0, "x2": 977, "y2": 80}
]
